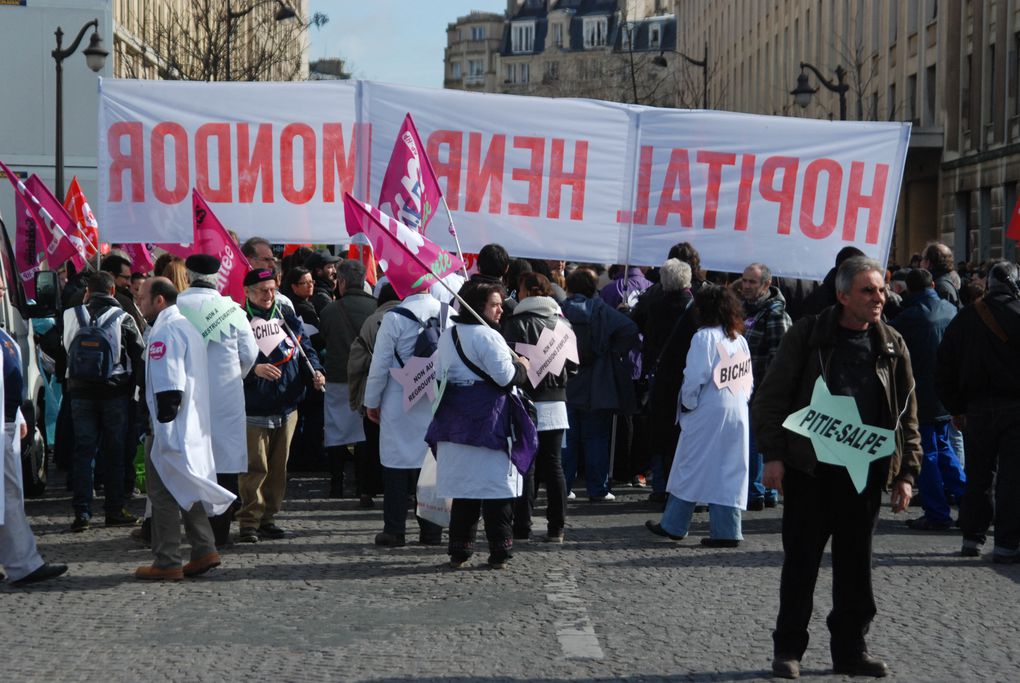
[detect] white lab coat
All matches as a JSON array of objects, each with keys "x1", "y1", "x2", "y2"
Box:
[
  {"x1": 363, "y1": 292, "x2": 441, "y2": 469},
  {"x1": 666, "y1": 326, "x2": 752, "y2": 510},
  {"x1": 176, "y1": 286, "x2": 258, "y2": 474},
  {"x1": 434, "y1": 323, "x2": 523, "y2": 499},
  {"x1": 145, "y1": 305, "x2": 235, "y2": 516}
]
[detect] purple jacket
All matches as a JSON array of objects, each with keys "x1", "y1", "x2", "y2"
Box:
[
  {"x1": 425, "y1": 382, "x2": 538, "y2": 475},
  {"x1": 600, "y1": 268, "x2": 653, "y2": 310}
]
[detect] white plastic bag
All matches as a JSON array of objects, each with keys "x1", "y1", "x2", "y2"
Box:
[{"x1": 416, "y1": 449, "x2": 451, "y2": 527}]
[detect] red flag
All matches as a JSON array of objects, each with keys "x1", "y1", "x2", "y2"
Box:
[
  {"x1": 192, "y1": 189, "x2": 251, "y2": 304},
  {"x1": 343, "y1": 193, "x2": 462, "y2": 299},
  {"x1": 121, "y1": 243, "x2": 156, "y2": 274},
  {"x1": 378, "y1": 113, "x2": 443, "y2": 236},
  {"x1": 348, "y1": 232, "x2": 377, "y2": 286},
  {"x1": 1008, "y1": 196, "x2": 1020, "y2": 242},
  {"x1": 0, "y1": 160, "x2": 83, "y2": 271},
  {"x1": 63, "y1": 177, "x2": 100, "y2": 264},
  {"x1": 13, "y1": 193, "x2": 42, "y2": 300}
]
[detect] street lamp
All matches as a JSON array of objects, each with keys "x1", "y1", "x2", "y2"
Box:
[
  {"x1": 52, "y1": 19, "x2": 108, "y2": 198},
  {"x1": 652, "y1": 43, "x2": 708, "y2": 109},
  {"x1": 224, "y1": 0, "x2": 298, "y2": 81},
  {"x1": 791, "y1": 62, "x2": 849, "y2": 121}
]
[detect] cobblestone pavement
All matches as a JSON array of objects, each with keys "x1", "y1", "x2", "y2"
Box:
[{"x1": 2, "y1": 474, "x2": 1018, "y2": 682}]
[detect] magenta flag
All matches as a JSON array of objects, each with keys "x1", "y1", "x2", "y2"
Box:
[
  {"x1": 192, "y1": 189, "x2": 251, "y2": 304},
  {"x1": 155, "y1": 241, "x2": 195, "y2": 259},
  {"x1": 0, "y1": 160, "x2": 81, "y2": 271},
  {"x1": 378, "y1": 113, "x2": 443, "y2": 236},
  {"x1": 23, "y1": 174, "x2": 89, "y2": 270},
  {"x1": 121, "y1": 243, "x2": 156, "y2": 274},
  {"x1": 344, "y1": 193, "x2": 463, "y2": 298},
  {"x1": 13, "y1": 193, "x2": 41, "y2": 300}
]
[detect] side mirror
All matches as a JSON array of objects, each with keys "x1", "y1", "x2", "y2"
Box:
[{"x1": 26, "y1": 270, "x2": 61, "y2": 318}]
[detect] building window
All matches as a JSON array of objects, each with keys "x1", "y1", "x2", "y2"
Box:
[
  {"x1": 621, "y1": 22, "x2": 634, "y2": 50},
  {"x1": 583, "y1": 16, "x2": 608, "y2": 49},
  {"x1": 466, "y1": 59, "x2": 484, "y2": 84},
  {"x1": 544, "y1": 61, "x2": 559, "y2": 81},
  {"x1": 907, "y1": 74, "x2": 917, "y2": 124},
  {"x1": 962, "y1": 54, "x2": 972, "y2": 137},
  {"x1": 925, "y1": 65, "x2": 937, "y2": 125},
  {"x1": 888, "y1": 83, "x2": 897, "y2": 120},
  {"x1": 506, "y1": 64, "x2": 514, "y2": 83},
  {"x1": 511, "y1": 22, "x2": 535, "y2": 53},
  {"x1": 649, "y1": 23, "x2": 661, "y2": 49},
  {"x1": 889, "y1": 2, "x2": 898, "y2": 45},
  {"x1": 553, "y1": 23, "x2": 564, "y2": 48},
  {"x1": 908, "y1": 0, "x2": 919, "y2": 35},
  {"x1": 470, "y1": 25, "x2": 485, "y2": 41},
  {"x1": 926, "y1": 0, "x2": 938, "y2": 22},
  {"x1": 1012, "y1": 33, "x2": 1020, "y2": 119},
  {"x1": 451, "y1": 62, "x2": 462, "y2": 80},
  {"x1": 520, "y1": 63, "x2": 530, "y2": 84}
]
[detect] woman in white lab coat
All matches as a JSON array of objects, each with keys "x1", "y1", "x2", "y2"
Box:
[
  {"x1": 426, "y1": 280, "x2": 535, "y2": 569},
  {"x1": 645, "y1": 285, "x2": 752, "y2": 547}
]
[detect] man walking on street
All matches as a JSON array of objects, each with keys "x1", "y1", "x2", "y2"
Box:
[
  {"x1": 936, "y1": 261, "x2": 1020, "y2": 563},
  {"x1": 134, "y1": 278, "x2": 235, "y2": 580},
  {"x1": 754, "y1": 256, "x2": 922, "y2": 679},
  {"x1": 740, "y1": 262, "x2": 792, "y2": 510}
]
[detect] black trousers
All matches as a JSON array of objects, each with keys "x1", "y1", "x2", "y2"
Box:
[
  {"x1": 381, "y1": 466, "x2": 442, "y2": 541},
  {"x1": 960, "y1": 399, "x2": 1020, "y2": 552},
  {"x1": 356, "y1": 417, "x2": 384, "y2": 497},
  {"x1": 773, "y1": 462, "x2": 885, "y2": 662},
  {"x1": 513, "y1": 429, "x2": 567, "y2": 538},
  {"x1": 208, "y1": 473, "x2": 239, "y2": 546},
  {"x1": 449, "y1": 498, "x2": 513, "y2": 563}
]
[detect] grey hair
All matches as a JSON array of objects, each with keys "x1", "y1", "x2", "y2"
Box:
[
  {"x1": 186, "y1": 269, "x2": 219, "y2": 288},
  {"x1": 746, "y1": 262, "x2": 772, "y2": 284},
  {"x1": 337, "y1": 258, "x2": 366, "y2": 289},
  {"x1": 835, "y1": 256, "x2": 885, "y2": 294},
  {"x1": 660, "y1": 258, "x2": 692, "y2": 292}
]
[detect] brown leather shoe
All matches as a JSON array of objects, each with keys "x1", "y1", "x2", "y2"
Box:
[
  {"x1": 134, "y1": 565, "x2": 184, "y2": 581},
  {"x1": 183, "y1": 552, "x2": 222, "y2": 578}
]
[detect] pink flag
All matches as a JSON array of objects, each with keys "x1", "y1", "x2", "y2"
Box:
[
  {"x1": 63, "y1": 177, "x2": 100, "y2": 265},
  {"x1": 192, "y1": 189, "x2": 251, "y2": 304},
  {"x1": 343, "y1": 193, "x2": 463, "y2": 299},
  {"x1": 0, "y1": 161, "x2": 82, "y2": 271},
  {"x1": 378, "y1": 113, "x2": 443, "y2": 236},
  {"x1": 13, "y1": 193, "x2": 42, "y2": 300},
  {"x1": 121, "y1": 243, "x2": 156, "y2": 274}
]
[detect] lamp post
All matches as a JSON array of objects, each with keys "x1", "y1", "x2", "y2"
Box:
[
  {"x1": 791, "y1": 62, "x2": 849, "y2": 121},
  {"x1": 652, "y1": 43, "x2": 708, "y2": 109},
  {"x1": 52, "y1": 19, "x2": 107, "y2": 198},
  {"x1": 224, "y1": 0, "x2": 297, "y2": 81}
]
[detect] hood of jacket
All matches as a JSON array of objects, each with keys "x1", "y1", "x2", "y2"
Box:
[{"x1": 513, "y1": 295, "x2": 562, "y2": 318}]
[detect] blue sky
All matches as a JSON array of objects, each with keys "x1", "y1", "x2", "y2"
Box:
[{"x1": 308, "y1": 0, "x2": 507, "y2": 88}]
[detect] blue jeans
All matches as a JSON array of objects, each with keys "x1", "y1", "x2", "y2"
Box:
[
  {"x1": 747, "y1": 429, "x2": 779, "y2": 502},
  {"x1": 71, "y1": 396, "x2": 129, "y2": 517},
  {"x1": 562, "y1": 407, "x2": 612, "y2": 497},
  {"x1": 660, "y1": 494, "x2": 742, "y2": 540},
  {"x1": 917, "y1": 422, "x2": 966, "y2": 523},
  {"x1": 949, "y1": 424, "x2": 965, "y2": 468}
]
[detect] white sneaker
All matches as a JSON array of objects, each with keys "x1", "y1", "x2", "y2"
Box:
[
  {"x1": 567, "y1": 491, "x2": 576, "y2": 500},
  {"x1": 589, "y1": 492, "x2": 616, "y2": 502}
]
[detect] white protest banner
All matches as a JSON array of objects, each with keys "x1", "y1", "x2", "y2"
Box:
[
  {"x1": 97, "y1": 79, "x2": 910, "y2": 280},
  {"x1": 389, "y1": 353, "x2": 439, "y2": 411},
  {"x1": 250, "y1": 316, "x2": 289, "y2": 357},
  {"x1": 514, "y1": 319, "x2": 579, "y2": 388}
]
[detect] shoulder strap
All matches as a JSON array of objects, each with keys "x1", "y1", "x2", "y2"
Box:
[
  {"x1": 97, "y1": 308, "x2": 127, "y2": 329},
  {"x1": 652, "y1": 298, "x2": 694, "y2": 370},
  {"x1": 390, "y1": 306, "x2": 423, "y2": 327},
  {"x1": 451, "y1": 327, "x2": 504, "y2": 391},
  {"x1": 975, "y1": 299, "x2": 1010, "y2": 344},
  {"x1": 74, "y1": 306, "x2": 89, "y2": 328}
]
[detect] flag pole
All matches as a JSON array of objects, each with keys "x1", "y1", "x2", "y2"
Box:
[{"x1": 441, "y1": 195, "x2": 470, "y2": 279}]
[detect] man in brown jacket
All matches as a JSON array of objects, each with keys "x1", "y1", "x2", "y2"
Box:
[{"x1": 753, "y1": 256, "x2": 922, "y2": 680}]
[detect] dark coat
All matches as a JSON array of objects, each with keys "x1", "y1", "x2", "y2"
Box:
[
  {"x1": 318, "y1": 288, "x2": 377, "y2": 383},
  {"x1": 560, "y1": 294, "x2": 639, "y2": 413},
  {"x1": 889, "y1": 288, "x2": 957, "y2": 423},
  {"x1": 935, "y1": 291, "x2": 1020, "y2": 415},
  {"x1": 311, "y1": 277, "x2": 336, "y2": 315},
  {"x1": 632, "y1": 288, "x2": 696, "y2": 426},
  {"x1": 243, "y1": 301, "x2": 323, "y2": 417},
  {"x1": 933, "y1": 271, "x2": 962, "y2": 310},
  {"x1": 751, "y1": 305, "x2": 923, "y2": 485}
]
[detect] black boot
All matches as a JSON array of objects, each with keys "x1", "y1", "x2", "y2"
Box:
[{"x1": 327, "y1": 446, "x2": 346, "y2": 499}]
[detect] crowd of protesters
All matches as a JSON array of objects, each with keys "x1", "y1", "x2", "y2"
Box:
[{"x1": 2, "y1": 233, "x2": 1018, "y2": 679}]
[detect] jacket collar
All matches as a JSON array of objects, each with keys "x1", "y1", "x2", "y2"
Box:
[{"x1": 807, "y1": 304, "x2": 901, "y2": 357}]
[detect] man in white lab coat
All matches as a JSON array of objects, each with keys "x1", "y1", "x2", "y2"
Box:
[
  {"x1": 134, "y1": 278, "x2": 235, "y2": 581},
  {"x1": 177, "y1": 254, "x2": 258, "y2": 546}
]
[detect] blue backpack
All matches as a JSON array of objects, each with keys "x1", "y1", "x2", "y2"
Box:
[
  {"x1": 390, "y1": 307, "x2": 442, "y2": 366},
  {"x1": 67, "y1": 306, "x2": 126, "y2": 381}
]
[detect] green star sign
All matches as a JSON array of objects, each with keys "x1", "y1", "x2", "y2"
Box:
[{"x1": 782, "y1": 376, "x2": 896, "y2": 493}]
